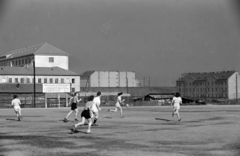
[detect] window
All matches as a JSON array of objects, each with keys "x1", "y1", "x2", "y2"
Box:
[
  {"x1": 20, "y1": 78, "x2": 24, "y2": 83},
  {"x1": 49, "y1": 57, "x2": 54, "y2": 63},
  {"x1": 55, "y1": 78, "x2": 58, "y2": 83},
  {"x1": 72, "y1": 78, "x2": 75, "y2": 84},
  {"x1": 38, "y1": 78, "x2": 41, "y2": 83},
  {"x1": 50, "y1": 78, "x2": 53, "y2": 83},
  {"x1": 9, "y1": 78, "x2": 12, "y2": 83},
  {"x1": 44, "y1": 78, "x2": 47, "y2": 83},
  {"x1": 61, "y1": 78, "x2": 64, "y2": 83},
  {"x1": 26, "y1": 78, "x2": 30, "y2": 83},
  {"x1": 71, "y1": 88, "x2": 75, "y2": 93}
]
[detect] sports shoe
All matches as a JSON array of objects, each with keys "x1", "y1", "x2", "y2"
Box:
[
  {"x1": 18, "y1": 117, "x2": 20, "y2": 121},
  {"x1": 87, "y1": 129, "x2": 91, "y2": 133},
  {"x1": 72, "y1": 125, "x2": 77, "y2": 132},
  {"x1": 74, "y1": 118, "x2": 78, "y2": 121},
  {"x1": 178, "y1": 119, "x2": 181, "y2": 121},
  {"x1": 92, "y1": 123, "x2": 98, "y2": 126},
  {"x1": 63, "y1": 118, "x2": 68, "y2": 122}
]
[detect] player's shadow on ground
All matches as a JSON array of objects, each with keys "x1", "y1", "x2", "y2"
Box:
[
  {"x1": 155, "y1": 118, "x2": 171, "y2": 122},
  {"x1": 70, "y1": 128, "x2": 89, "y2": 134},
  {"x1": 59, "y1": 119, "x2": 74, "y2": 123},
  {"x1": 104, "y1": 116, "x2": 113, "y2": 119},
  {"x1": 6, "y1": 118, "x2": 18, "y2": 121}
]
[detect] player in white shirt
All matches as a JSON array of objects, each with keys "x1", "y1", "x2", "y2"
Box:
[
  {"x1": 11, "y1": 95, "x2": 22, "y2": 121},
  {"x1": 107, "y1": 92, "x2": 125, "y2": 118},
  {"x1": 91, "y1": 92, "x2": 101, "y2": 126},
  {"x1": 171, "y1": 92, "x2": 182, "y2": 121}
]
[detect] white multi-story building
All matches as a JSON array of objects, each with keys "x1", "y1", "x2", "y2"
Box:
[
  {"x1": 81, "y1": 70, "x2": 136, "y2": 87},
  {"x1": 0, "y1": 66, "x2": 80, "y2": 93},
  {"x1": 0, "y1": 43, "x2": 80, "y2": 92},
  {"x1": 0, "y1": 43, "x2": 69, "y2": 70}
]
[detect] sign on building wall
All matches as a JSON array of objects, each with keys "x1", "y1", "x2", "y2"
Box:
[{"x1": 43, "y1": 84, "x2": 70, "y2": 93}]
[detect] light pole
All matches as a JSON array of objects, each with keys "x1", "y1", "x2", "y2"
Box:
[{"x1": 33, "y1": 59, "x2": 36, "y2": 108}]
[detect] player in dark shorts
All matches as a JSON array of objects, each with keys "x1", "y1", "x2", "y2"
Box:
[
  {"x1": 72, "y1": 95, "x2": 94, "y2": 133},
  {"x1": 64, "y1": 92, "x2": 81, "y2": 122}
]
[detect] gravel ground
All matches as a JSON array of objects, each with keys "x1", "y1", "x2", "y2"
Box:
[{"x1": 0, "y1": 105, "x2": 240, "y2": 156}]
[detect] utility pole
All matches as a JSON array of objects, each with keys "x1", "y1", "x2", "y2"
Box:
[
  {"x1": 33, "y1": 59, "x2": 36, "y2": 108},
  {"x1": 236, "y1": 73, "x2": 238, "y2": 104}
]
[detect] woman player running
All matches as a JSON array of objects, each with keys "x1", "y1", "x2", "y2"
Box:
[
  {"x1": 72, "y1": 95, "x2": 94, "y2": 133},
  {"x1": 171, "y1": 92, "x2": 182, "y2": 121},
  {"x1": 107, "y1": 92, "x2": 125, "y2": 118},
  {"x1": 64, "y1": 92, "x2": 81, "y2": 122},
  {"x1": 11, "y1": 95, "x2": 23, "y2": 121}
]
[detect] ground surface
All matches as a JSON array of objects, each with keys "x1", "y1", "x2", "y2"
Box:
[{"x1": 0, "y1": 105, "x2": 240, "y2": 156}]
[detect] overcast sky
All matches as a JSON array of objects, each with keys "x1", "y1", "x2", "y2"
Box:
[{"x1": 0, "y1": 0, "x2": 240, "y2": 86}]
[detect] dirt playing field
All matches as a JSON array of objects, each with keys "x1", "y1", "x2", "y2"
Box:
[{"x1": 0, "y1": 105, "x2": 240, "y2": 156}]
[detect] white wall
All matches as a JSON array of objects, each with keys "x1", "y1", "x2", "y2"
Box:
[
  {"x1": 35, "y1": 55, "x2": 69, "y2": 70},
  {"x1": 1, "y1": 75, "x2": 80, "y2": 92},
  {"x1": 89, "y1": 71, "x2": 136, "y2": 87},
  {"x1": 228, "y1": 72, "x2": 238, "y2": 100},
  {"x1": 109, "y1": 71, "x2": 118, "y2": 87}
]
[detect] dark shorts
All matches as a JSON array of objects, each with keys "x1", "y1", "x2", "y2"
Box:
[
  {"x1": 81, "y1": 109, "x2": 91, "y2": 119},
  {"x1": 71, "y1": 103, "x2": 77, "y2": 110}
]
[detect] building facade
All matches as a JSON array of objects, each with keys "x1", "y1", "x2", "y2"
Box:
[
  {"x1": 81, "y1": 70, "x2": 136, "y2": 88},
  {"x1": 176, "y1": 71, "x2": 240, "y2": 100},
  {"x1": 0, "y1": 43, "x2": 69, "y2": 70},
  {"x1": 0, "y1": 67, "x2": 80, "y2": 92}
]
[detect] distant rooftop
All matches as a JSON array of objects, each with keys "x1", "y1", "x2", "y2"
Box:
[
  {"x1": 0, "y1": 43, "x2": 69, "y2": 61},
  {"x1": 177, "y1": 71, "x2": 236, "y2": 82}
]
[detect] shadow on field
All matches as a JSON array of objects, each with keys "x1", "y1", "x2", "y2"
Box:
[
  {"x1": 155, "y1": 118, "x2": 171, "y2": 122},
  {"x1": 6, "y1": 118, "x2": 18, "y2": 121},
  {"x1": 70, "y1": 129, "x2": 88, "y2": 134},
  {"x1": 59, "y1": 119, "x2": 74, "y2": 123},
  {"x1": 0, "y1": 133, "x2": 152, "y2": 156}
]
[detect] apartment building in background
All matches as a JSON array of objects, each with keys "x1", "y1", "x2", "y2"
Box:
[
  {"x1": 176, "y1": 71, "x2": 240, "y2": 100},
  {"x1": 81, "y1": 70, "x2": 136, "y2": 88}
]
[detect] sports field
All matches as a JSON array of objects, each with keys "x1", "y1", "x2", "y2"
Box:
[{"x1": 1, "y1": 105, "x2": 240, "y2": 156}]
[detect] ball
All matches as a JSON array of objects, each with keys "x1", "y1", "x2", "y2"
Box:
[{"x1": 126, "y1": 104, "x2": 129, "y2": 107}]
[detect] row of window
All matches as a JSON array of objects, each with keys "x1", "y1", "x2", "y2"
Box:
[
  {"x1": 0, "y1": 57, "x2": 54, "y2": 67},
  {"x1": 12, "y1": 57, "x2": 33, "y2": 66},
  {"x1": 178, "y1": 81, "x2": 227, "y2": 87},
  {"x1": 179, "y1": 88, "x2": 227, "y2": 92},
  {"x1": 8, "y1": 77, "x2": 75, "y2": 84},
  {"x1": 184, "y1": 94, "x2": 227, "y2": 98}
]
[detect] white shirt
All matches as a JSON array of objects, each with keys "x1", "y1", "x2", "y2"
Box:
[
  {"x1": 172, "y1": 97, "x2": 182, "y2": 109},
  {"x1": 91, "y1": 96, "x2": 101, "y2": 112},
  {"x1": 11, "y1": 98, "x2": 21, "y2": 107}
]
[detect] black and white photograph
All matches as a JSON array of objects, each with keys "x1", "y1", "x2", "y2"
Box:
[{"x1": 0, "y1": 0, "x2": 240, "y2": 155}]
